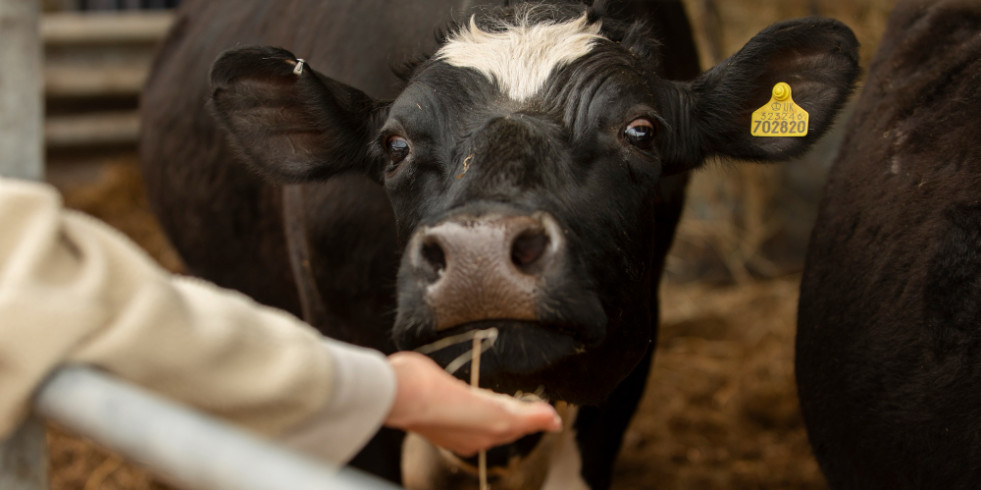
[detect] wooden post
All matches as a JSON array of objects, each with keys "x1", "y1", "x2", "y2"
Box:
[
  {"x1": 0, "y1": 0, "x2": 44, "y2": 180},
  {"x1": 0, "y1": 1, "x2": 47, "y2": 488}
]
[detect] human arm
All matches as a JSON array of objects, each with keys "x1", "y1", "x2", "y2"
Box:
[
  {"x1": 0, "y1": 176, "x2": 350, "y2": 450},
  {"x1": 0, "y1": 177, "x2": 559, "y2": 462}
]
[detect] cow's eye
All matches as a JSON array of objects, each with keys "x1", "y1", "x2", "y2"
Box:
[
  {"x1": 623, "y1": 118, "x2": 656, "y2": 150},
  {"x1": 386, "y1": 135, "x2": 411, "y2": 168}
]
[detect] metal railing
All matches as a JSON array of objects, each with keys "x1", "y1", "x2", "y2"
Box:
[
  {"x1": 16, "y1": 366, "x2": 401, "y2": 490},
  {"x1": 0, "y1": 367, "x2": 403, "y2": 490},
  {"x1": 0, "y1": 0, "x2": 43, "y2": 180}
]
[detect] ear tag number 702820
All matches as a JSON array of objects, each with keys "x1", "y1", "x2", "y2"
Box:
[{"x1": 751, "y1": 82, "x2": 809, "y2": 137}]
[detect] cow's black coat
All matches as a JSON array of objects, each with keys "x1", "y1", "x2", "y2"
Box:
[
  {"x1": 796, "y1": 1, "x2": 981, "y2": 488},
  {"x1": 141, "y1": 1, "x2": 858, "y2": 487}
]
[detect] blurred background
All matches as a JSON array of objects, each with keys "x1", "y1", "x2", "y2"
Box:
[{"x1": 31, "y1": 0, "x2": 894, "y2": 488}]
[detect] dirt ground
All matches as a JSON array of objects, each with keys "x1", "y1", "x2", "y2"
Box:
[
  {"x1": 34, "y1": 1, "x2": 897, "y2": 488},
  {"x1": 614, "y1": 278, "x2": 816, "y2": 490}
]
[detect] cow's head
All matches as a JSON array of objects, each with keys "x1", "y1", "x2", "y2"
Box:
[{"x1": 209, "y1": 5, "x2": 858, "y2": 404}]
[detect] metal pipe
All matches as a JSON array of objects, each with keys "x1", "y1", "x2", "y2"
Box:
[
  {"x1": 0, "y1": 0, "x2": 43, "y2": 180},
  {"x1": 34, "y1": 366, "x2": 402, "y2": 490},
  {"x1": 0, "y1": 1, "x2": 46, "y2": 487},
  {"x1": 0, "y1": 418, "x2": 48, "y2": 490}
]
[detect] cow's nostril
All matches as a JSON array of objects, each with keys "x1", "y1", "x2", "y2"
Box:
[
  {"x1": 511, "y1": 229, "x2": 550, "y2": 271},
  {"x1": 421, "y1": 238, "x2": 447, "y2": 277}
]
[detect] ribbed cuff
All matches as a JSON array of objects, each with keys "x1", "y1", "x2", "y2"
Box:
[{"x1": 278, "y1": 340, "x2": 396, "y2": 464}]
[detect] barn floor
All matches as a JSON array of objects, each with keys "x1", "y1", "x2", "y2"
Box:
[
  {"x1": 615, "y1": 277, "x2": 821, "y2": 490},
  {"x1": 41, "y1": 158, "x2": 825, "y2": 490}
]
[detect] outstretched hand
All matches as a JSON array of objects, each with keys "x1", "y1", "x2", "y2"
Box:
[{"x1": 383, "y1": 351, "x2": 562, "y2": 456}]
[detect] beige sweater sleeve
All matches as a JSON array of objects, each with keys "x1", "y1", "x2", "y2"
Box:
[{"x1": 0, "y1": 178, "x2": 395, "y2": 463}]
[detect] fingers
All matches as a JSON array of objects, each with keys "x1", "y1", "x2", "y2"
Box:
[
  {"x1": 422, "y1": 399, "x2": 557, "y2": 456},
  {"x1": 437, "y1": 389, "x2": 561, "y2": 455},
  {"x1": 474, "y1": 389, "x2": 563, "y2": 436},
  {"x1": 383, "y1": 351, "x2": 563, "y2": 455},
  {"x1": 442, "y1": 390, "x2": 558, "y2": 455}
]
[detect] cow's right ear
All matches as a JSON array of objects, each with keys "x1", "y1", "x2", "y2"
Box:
[{"x1": 209, "y1": 46, "x2": 383, "y2": 183}]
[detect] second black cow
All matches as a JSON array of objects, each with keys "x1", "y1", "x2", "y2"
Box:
[
  {"x1": 141, "y1": 1, "x2": 859, "y2": 488},
  {"x1": 797, "y1": 0, "x2": 981, "y2": 488}
]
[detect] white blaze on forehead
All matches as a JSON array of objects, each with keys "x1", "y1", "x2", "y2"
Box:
[{"x1": 436, "y1": 12, "x2": 604, "y2": 102}]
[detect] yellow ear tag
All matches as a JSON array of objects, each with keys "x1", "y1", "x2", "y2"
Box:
[{"x1": 751, "y1": 82, "x2": 809, "y2": 137}]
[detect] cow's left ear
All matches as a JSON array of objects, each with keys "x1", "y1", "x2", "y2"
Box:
[
  {"x1": 209, "y1": 46, "x2": 383, "y2": 182},
  {"x1": 658, "y1": 17, "x2": 859, "y2": 171}
]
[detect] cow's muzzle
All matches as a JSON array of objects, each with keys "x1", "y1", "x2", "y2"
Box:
[
  {"x1": 404, "y1": 212, "x2": 563, "y2": 330},
  {"x1": 395, "y1": 210, "x2": 609, "y2": 398}
]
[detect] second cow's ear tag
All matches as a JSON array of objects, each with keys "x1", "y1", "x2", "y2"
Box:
[{"x1": 751, "y1": 82, "x2": 809, "y2": 137}]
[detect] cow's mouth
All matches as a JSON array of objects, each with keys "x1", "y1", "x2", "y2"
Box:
[
  {"x1": 405, "y1": 319, "x2": 594, "y2": 397},
  {"x1": 401, "y1": 401, "x2": 579, "y2": 489}
]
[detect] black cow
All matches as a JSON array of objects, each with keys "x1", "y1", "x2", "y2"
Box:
[
  {"x1": 796, "y1": 1, "x2": 981, "y2": 488},
  {"x1": 140, "y1": 1, "x2": 858, "y2": 488}
]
